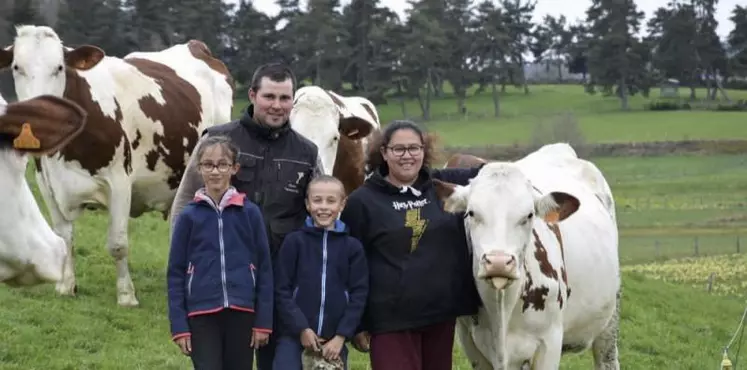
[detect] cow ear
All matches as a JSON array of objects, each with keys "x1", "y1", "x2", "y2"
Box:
[
  {"x1": 0, "y1": 95, "x2": 87, "y2": 156},
  {"x1": 64, "y1": 45, "x2": 105, "y2": 71},
  {"x1": 535, "y1": 191, "x2": 580, "y2": 223},
  {"x1": 433, "y1": 178, "x2": 469, "y2": 213},
  {"x1": 339, "y1": 117, "x2": 374, "y2": 140},
  {"x1": 0, "y1": 46, "x2": 12, "y2": 70}
]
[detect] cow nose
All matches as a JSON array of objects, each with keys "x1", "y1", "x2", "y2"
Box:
[
  {"x1": 482, "y1": 252, "x2": 515, "y2": 267},
  {"x1": 480, "y1": 251, "x2": 517, "y2": 280}
]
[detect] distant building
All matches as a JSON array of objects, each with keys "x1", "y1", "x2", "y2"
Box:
[
  {"x1": 522, "y1": 60, "x2": 585, "y2": 83},
  {"x1": 659, "y1": 79, "x2": 680, "y2": 98}
]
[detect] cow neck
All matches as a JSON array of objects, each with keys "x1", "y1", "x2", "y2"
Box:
[
  {"x1": 367, "y1": 165, "x2": 433, "y2": 195},
  {"x1": 239, "y1": 104, "x2": 290, "y2": 141}
]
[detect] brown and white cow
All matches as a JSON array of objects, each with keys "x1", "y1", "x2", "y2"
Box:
[
  {"x1": 0, "y1": 93, "x2": 88, "y2": 286},
  {"x1": 0, "y1": 25, "x2": 235, "y2": 307},
  {"x1": 435, "y1": 143, "x2": 620, "y2": 369},
  {"x1": 290, "y1": 85, "x2": 380, "y2": 195},
  {"x1": 443, "y1": 152, "x2": 488, "y2": 169}
]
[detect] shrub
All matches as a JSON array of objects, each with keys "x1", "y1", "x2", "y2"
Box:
[
  {"x1": 712, "y1": 100, "x2": 747, "y2": 111},
  {"x1": 645, "y1": 100, "x2": 690, "y2": 111},
  {"x1": 530, "y1": 112, "x2": 589, "y2": 157}
]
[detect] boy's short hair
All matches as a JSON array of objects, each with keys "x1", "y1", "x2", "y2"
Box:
[{"x1": 307, "y1": 175, "x2": 346, "y2": 199}]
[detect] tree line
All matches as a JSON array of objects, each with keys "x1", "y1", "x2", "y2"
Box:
[{"x1": 1, "y1": 0, "x2": 746, "y2": 116}]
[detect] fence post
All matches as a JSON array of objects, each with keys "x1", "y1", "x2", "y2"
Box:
[
  {"x1": 707, "y1": 272, "x2": 716, "y2": 293},
  {"x1": 738, "y1": 236, "x2": 741, "y2": 254},
  {"x1": 694, "y1": 236, "x2": 699, "y2": 256}
]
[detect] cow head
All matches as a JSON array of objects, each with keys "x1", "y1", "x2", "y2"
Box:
[
  {"x1": 290, "y1": 85, "x2": 379, "y2": 174},
  {"x1": 0, "y1": 93, "x2": 87, "y2": 285},
  {"x1": 0, "y1": 25, "x2": 105, "y2": 101},
  {"x1": 434, "y1": 162, "x2": 580, "y2": 291}
]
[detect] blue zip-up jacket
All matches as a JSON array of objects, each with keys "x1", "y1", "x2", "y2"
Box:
[
  {"x1": 274, "y1": 217, "x2": 368, "y2": 340},
  {"x1": 167, "y1": 187, "x2": 273, "y2": 341}
]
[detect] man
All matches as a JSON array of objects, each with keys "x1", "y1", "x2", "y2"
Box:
[{"x1": 169, "y1": 62, "x2": 323, "y2": 369}]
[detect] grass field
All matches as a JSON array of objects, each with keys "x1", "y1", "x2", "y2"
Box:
[
  {"x1": 1, "y1": 84, "x2": 747, "y2": 369},
  {"x1": 232, "y1": 84, "x2": 747, "y2": 146}
]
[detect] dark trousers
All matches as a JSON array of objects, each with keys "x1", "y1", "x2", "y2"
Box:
[
  {"x1": 256, "y1": 254, "x2": 281, "y2": 370},
  {"x1": 256, "y1": 330, "x2": 277, "y2": 369},
  {"x1": 189, "y1": 309, "x2": 255, "y2": 370},
  {"x1": 369, "y1": 319, "x2": 456, "y2": 370},
  {"x1": 273, "y1": 336, "x2": 349, "y2": 369}
]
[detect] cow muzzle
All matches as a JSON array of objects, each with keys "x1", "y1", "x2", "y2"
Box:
[{"x1": 478, "y1": 251, "x2": 519, "y2": 290}]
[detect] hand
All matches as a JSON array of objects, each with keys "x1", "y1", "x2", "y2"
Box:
[
  {"x1": 251, "y1": 330, "x2": 270, "y2": 349},
  {"x1": 322, "y1": 335, "x2": 345, "y2": 362},
  {"x1": 175, "y1": 336, "x2": 191, "y2": 355},
  {"x1": 300, "y1": 328, "x2": 321, "y2": 352},
  {"x1": 352, "y1": 331, "x2": 370, "y2": 353}
]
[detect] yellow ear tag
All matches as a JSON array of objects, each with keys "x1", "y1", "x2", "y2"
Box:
[
  {"x1": 544, "y1": 210, "x2": 560, "y2": 224},
  {"x1": 13, "y1": 123, "x2": 41, "y2": 149}
]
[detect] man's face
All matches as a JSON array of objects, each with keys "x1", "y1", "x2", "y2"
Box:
[{"x1": 248, "y1": 76, "x2": 294, "y2": 128}]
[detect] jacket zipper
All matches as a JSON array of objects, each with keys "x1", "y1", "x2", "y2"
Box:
[
  {"x1": 211, "y1": 202, "x2": 229, "y2": 308},
  {"x1": 317, "y1": 230, "x2": 329, "y2": 334},
  {"x1": 187, "y1": 263, "x2": 194, "y2": 297}
]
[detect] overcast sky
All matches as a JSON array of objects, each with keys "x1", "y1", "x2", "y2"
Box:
[{"x1": 235, "y1": 0, "x2": 739, "y2": 38}]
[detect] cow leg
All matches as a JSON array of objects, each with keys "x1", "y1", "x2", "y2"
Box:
[
  {"x1": 591, "y1": 290, "x2": 621, "y2": 370},
  {"x1": 35, "y1": 171, "x2": 78, "y2": 296},
  {"x1": 107, "y1": 181, "x2": 138, "y2": 307},
  {"x1": 456, "y1": 316, "x2": 492, "y2": 370},
  {"x1": 53, "y1": 220, "x2": 76, "y2": 296},
  {"x1": 529, "y1": 327, "x2": 563, "y2": 370}
]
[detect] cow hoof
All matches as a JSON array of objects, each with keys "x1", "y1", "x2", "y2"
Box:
[
  {"x1": 55, "y1": 281, "x2": 77, "y2": 297},
  {"x1": 117, "y1": 293, "x2": 140, "y2": 307}
]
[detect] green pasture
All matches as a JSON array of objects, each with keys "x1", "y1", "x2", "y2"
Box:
[
  {"x1": 600, "y1": 154, "x2": 747, "y2": 264},
  {"x1": 233, "y1": 84, "x2": 747, "y2": 146},
  {"x1": 1, "y1": 153, "x2": 745, "y2": 369}
]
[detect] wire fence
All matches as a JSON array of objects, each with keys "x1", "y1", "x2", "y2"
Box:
[{"x1": 619, "y1": 234, "x2": 745, "y2": 265}]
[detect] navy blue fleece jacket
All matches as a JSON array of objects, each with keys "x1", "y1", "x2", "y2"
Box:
[{"x1": 274, "y1": 217, "x2": 369, "y2": 340}]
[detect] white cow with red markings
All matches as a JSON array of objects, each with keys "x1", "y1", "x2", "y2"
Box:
[
  {"x1": 435, "y1": 143, "x2": 620, "y2": 370},
  {"x1": 0, "y1": 92, "x2": 89, "y2": 286},
  {"x1": 0, "y1": 25, "x2": 234, "y2": 307},
  {"x1": 290, "y1": 85, "x2": 381, "y2": 195}
]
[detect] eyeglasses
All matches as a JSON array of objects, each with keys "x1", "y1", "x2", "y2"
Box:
[
  {"x1": 198, "y1": 162, "x2": 234, "y2": 173},
  {"x1": 387, "y1": 145, "x2": 424, "y2": 157}
]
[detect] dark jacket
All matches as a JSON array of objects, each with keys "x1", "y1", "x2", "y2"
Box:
[
  {"x1": 339, "y1": 165, "x2": 485, "y2": 335},
  {"x1": 167, "y1": 187, "x2": 273, "y2": 340},
  {"x1": 203, "y1": 104, "x2": 322, "y2": 257},
  {"x1": 274, "y1": 217, "x2": 368, "y2": 340}
]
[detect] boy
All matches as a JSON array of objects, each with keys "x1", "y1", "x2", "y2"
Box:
[{"x1": 272, "y1": 175, "x2": 369, "y2": 370}]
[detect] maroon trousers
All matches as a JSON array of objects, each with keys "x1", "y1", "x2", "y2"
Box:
[{"x1": 369, "y1": 319, "x2": 456, "y2": 370}]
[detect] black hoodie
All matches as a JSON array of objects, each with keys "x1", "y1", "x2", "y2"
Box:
[{"x1": 339, "y1": 164, "x2": 484, "y2": 334}]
